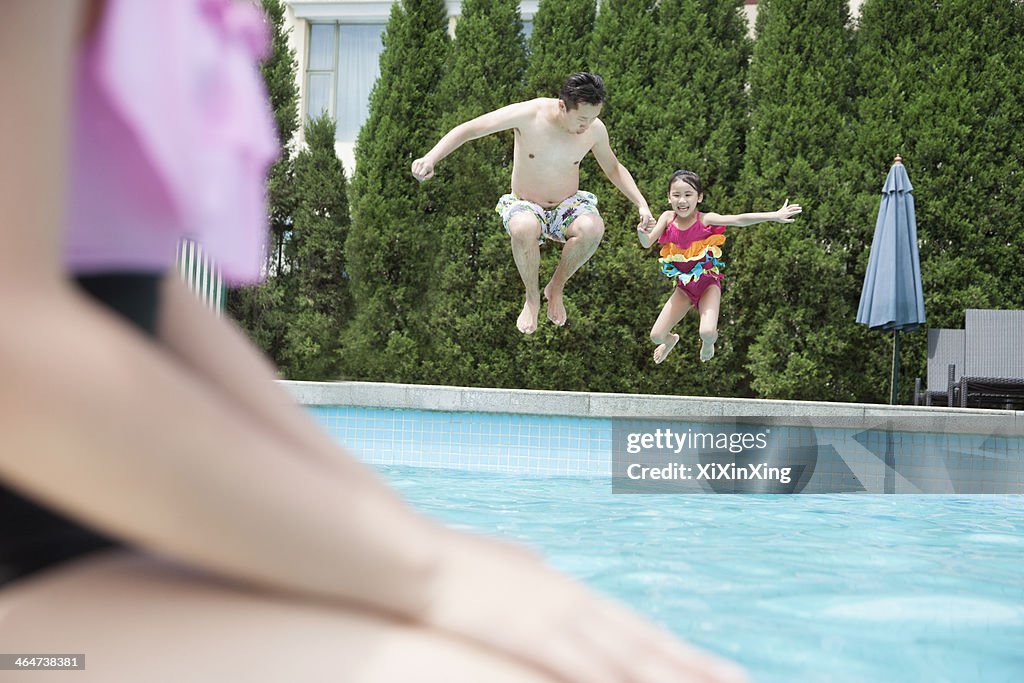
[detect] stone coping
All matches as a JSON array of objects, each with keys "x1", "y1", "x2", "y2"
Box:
[{"x1": 282, "y1": 381, "x2": 1024, "y2": 437}]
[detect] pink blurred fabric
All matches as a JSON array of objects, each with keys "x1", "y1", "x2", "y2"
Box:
[{"x1": 64, "y1": 0, "x2": 279, "y2": 284}]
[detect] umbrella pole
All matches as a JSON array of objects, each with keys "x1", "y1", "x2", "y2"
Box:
[{"x1": 890, "y1": 330, "x2": 901, "y2": 405}]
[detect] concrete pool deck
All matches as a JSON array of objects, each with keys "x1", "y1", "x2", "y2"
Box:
[
  {"x1": 282, "y1": 382, "x2": 1023, "y2": 491},
  {"x1": 282, "y1": 380, "x2": 1024, "y2": 437}
]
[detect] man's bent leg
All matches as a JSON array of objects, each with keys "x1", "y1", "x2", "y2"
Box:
[
  {"x1": 508, "y1": 213, "x2": 543, "y2": 334},
  {"x1": 544, "y1": 214, "x2": 604, "y2": 326}
]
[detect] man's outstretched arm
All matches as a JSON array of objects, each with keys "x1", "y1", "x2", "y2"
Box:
[
  {"x1": 412, "y1": 101, "x2": 534, "y2": 181},
  {"x1": 589, "y1": 121, "x2": 654, "y2": 227}
]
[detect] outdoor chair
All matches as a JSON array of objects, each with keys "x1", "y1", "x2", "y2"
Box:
[
  {"x1": 959, "y1": 309, "x2": 1024, "y2": 409},
  {"x1": 914, "y1": 328, "x2": 964, "y2": 406}
]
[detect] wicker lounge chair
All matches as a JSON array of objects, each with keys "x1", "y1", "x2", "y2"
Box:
[
  {"x1": 959, "y1": 309, "x2": 1024, "y2": 409},
  {"x1": 914, "y1": 328, "x2": 964, "y2": 406}
]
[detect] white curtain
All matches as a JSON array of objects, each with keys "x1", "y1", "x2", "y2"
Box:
[
  {"x1": 306, "y1": 24, "x2": 336, "y2": 121},
  {"x1": 335, "y1": 24, "x2": 384, "y2": 142}
]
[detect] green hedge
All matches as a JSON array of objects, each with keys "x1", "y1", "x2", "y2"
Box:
[{"x1": 233, "y1": 0, "x2": 1024, "y2": 402}]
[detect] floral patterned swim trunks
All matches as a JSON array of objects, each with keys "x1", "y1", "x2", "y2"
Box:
[{"x1": 494, "y1": 191, "x2": 600, "y2": 244}]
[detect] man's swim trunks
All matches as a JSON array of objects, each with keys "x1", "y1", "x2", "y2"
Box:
[
  {"x1": 495, "y1": 191, "x2": 600, "y2": 244},
  {"x1": 657, "y1": 213, "x2": 726, "y2": 307}
]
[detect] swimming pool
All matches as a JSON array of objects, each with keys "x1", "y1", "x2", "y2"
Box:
[
  {"x1": 382, "y1": 466, "x2": 1024, "y2": 683},
  {"x1": 290, "y1": 381, "x2": 1024, "y2": 682}
]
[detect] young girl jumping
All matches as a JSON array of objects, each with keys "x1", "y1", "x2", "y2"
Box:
[{"x1": 637, "y1": 170, "x2": 801, "y2": 364}]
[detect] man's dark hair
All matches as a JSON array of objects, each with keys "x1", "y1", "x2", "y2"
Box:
[{"x1": 558, "y1": 73, "x2": 606, "y2": 110}]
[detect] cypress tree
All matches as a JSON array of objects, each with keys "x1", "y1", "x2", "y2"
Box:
[
  {"x1": 282, "y1": 114, "x2": 352, "y2": 380},
  {"x1": 344, "y1": 0, "x2": 450, "y2": 382},
  {"x1": 523, "y1": 0, "x2": 597, "y2": 99},
  {"x1": 419, "y1": 0, "x2": 529, "y2": 386},
  {"x1": 649, "y1": 0, "x2": 750, "y2": 194},
  {"x1": 914, "y1": 0, "x2": 1024, "y2": 311},
  {"x1": 847, "y1": 0, "x2": 939, "y2": 403},
  {"x1": 729, "y1": 0, "x2": 861, "y2": 401},
  {"x1": 449, "y1": 0, "x2": 607, "y2": 393},
  {"x1": 260, "y1": 0, "x2": 300, "y2": 282},
  {"x1": 631, "y1": 0, "x2": 752, "y2": 395},
  {"x1": 544, "y1": 0, "x2": 663, "y2": 394},
  {"x1": 918, "y1": 0, "x2": 1024, "y2": 401},
  {"x1": 227, "y1": 0, "x2": 299, "y2": 367},
  {"x1": 850, "y1": 0, "x2": 1024, "y2": 402},
  {"x1": 589, "y1": 0, "x2": 660, "y2": 194}
]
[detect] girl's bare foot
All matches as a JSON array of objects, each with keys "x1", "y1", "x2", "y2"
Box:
[
  {"x1": 653, "y1": 333, "x2": 679, "y2": 364},
  {"x1": 700, "y1": 335, "x2": 717, "y2": 362}
]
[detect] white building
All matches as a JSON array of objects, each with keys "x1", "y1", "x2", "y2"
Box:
[
  {"x1": 282, "y1": 0, "x2": 862, "y2": 171},
  {"x1": 282, "y1": 1, "x2": 536, "y2": 170}
]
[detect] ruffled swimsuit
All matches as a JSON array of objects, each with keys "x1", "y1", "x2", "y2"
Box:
[{"x1": 657, "y1": 213, "x2": 726, "y2": 306}]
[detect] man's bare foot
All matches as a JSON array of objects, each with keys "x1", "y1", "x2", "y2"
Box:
[
  {"x1": 700, "y1": 335, "x2": 717, "y2": 362},
  {"x1": 653, "y1": 333, "x2": 679, "y2": 364},
  {"x1": 517, "y1": 298, "x2": 540, "y2": 334},
  {"x1": 543, "y1": 283, "x2": 567, "y2": 326}
]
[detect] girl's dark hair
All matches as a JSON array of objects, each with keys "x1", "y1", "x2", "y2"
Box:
[
  {"x1": 668, "y1": 169, "x2": 703, "y2": 195},
  {"x1": 559, "y1": 73, "x2": 606, "y2": 110}
]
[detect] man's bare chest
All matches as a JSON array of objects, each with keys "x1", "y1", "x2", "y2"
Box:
[{"x1": 514, "y1": 127, "x2": 592, "y2": 166}]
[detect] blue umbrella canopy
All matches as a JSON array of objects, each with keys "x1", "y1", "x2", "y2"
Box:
[{"x1": 857, "y1": 158, "x2": 926, "y2": 331}]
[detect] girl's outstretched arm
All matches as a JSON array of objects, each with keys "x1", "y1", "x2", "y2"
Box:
[
  {"x1": 703, "y1": 199, "x2": 802, "y2": 227},
  {"x1": 637, "y1": 210, "x2": 674, "y2": 248}
]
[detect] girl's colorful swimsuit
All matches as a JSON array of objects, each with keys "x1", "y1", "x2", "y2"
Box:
[{"x1": 657, "y1": 212, "x2": 726, "y2": 306}]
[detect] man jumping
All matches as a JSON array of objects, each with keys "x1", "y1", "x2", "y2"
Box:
[{"x1": 412, "y1": 73, "x2": 654, "y2": 334}]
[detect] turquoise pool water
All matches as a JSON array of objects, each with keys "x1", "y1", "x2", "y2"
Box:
[{"x1": 381, "y1": 466, "x2": 1024, "y2": 683}]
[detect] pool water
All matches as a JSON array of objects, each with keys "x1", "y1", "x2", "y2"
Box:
[{"x1": 380, "y1": 465, "x2": 1024, "y2": 683}]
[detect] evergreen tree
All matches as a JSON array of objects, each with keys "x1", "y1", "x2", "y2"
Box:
[
  {"x1": 419, "y1": 0, "x2": 528, "y2": 386},
  {"x1": 912, "y1": 0, "x2": 1024, "y2": 401},
  {"x1": 523, "y1": 0, "x2": 597, "y2": 99},
  {"x1": 916, "y1": 0, "x2": 1024, "y2": 311},
  {"x1": 847, "y1": 0, "x2": 939, "y2": 403},
  {"x1": 634, "y1": 0, "x2": 752, "y2": 395},
  {"x1": 343, "y1": 0, "x2": 450, "y2": 382},
  {"x1": 227, "y1": 0, "x2": 299, "y2": 368},
  {"x1": 547, "y1": 0, "x2": 661, "y2": 394},
  {"x1": 589, "y1": 0, "x2": 660, "y2": 193},
  {"x1": 282, "y1": 115, "x2": 352, "y2": 380},
  {"x1": 729, "y1": 0, "x2": 861, "y2": 400},
  {"x1": 261, "y1": 0, "x2": 300, "y2": 147},
  {"x1": 645, "y1": 0, "x2": 750, "y2": 187},
  {"x1": 849, "y1": 0, "x2": 1024, "y2": 402},
  {"x1": 261, "y1": 0, "x2": 300, "y2": 276},
  {"x1": 920, "y1": 0, "x2": 1024, "y2": 314}
]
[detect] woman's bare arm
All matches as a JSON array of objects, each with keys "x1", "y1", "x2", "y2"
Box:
[
  {"x1": 0, "y1": 8, "x2": 748, "y2": 681},
  {"x1": 1, "y1": 0, "x2": 442, "y2": 620}
]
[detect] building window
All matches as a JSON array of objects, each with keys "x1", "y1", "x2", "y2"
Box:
[{"x1": 305, "y1": 22, "x2": 385, "y2": 142}]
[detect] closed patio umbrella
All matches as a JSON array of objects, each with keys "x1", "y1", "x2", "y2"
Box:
[{"x1": 857, "y1": 156, "x2": 926, "y2": 404}]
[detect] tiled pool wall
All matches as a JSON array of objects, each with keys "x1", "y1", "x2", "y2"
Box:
[
  {"x1": 308, "y1": 406, "x2": 609, "y2": 476},
  {"x1": 285, "y1": 382, "x2": 1024, "y2": 493}
]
